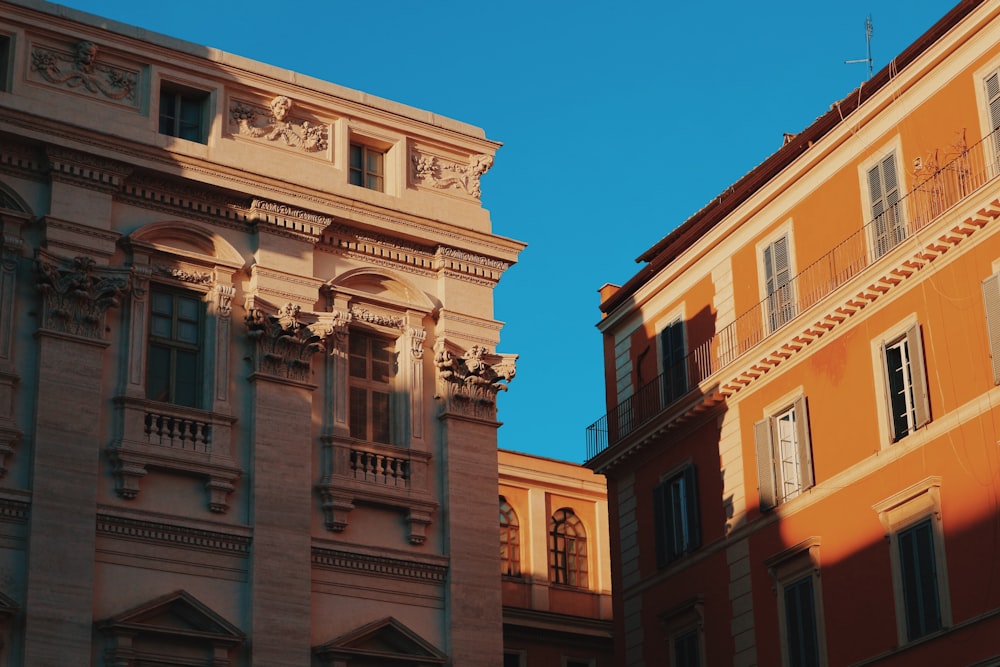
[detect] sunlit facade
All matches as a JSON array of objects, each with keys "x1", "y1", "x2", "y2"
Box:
[
  {"x1": 587, "y1": 1, "x2": 1000, "y2": 665},
  {"x1": 0, "y1": 0, "x2": 524, "y2": 665},
  {"x1": 498, "y1": 450, "x2": 613, "y2": 667}
]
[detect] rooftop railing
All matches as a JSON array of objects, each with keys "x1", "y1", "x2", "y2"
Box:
[{"x1": 586, "y1": 129, "x2": 1000, "y2": 462}]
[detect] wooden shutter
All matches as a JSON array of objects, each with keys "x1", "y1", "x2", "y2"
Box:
[
  {"x1": 982, "y1": 273, "x2": 1000, "y2": 384},
  {"x1": 793, "y1": 396, "x2": 815, "y2": 491},
  {"x1": 906, "y1": 323, "x2": 931, "y2": 430},
  {"x1": 764, "y1": 235, "x2": 793, "y2": 331},
  {"x1": 987, "y1": 71, "x2": 1000, "y2": 135},
  {"x1": 754, "y1": 418, "x2": 777, "y2": 511},
  {"x1": 870, "y1": 153, "x2": 903, "y2": 256},
  {"x1": 653, "y1": 482, "x2": 669, "y2": 568},
  {"x1": 683, "y1": 465, "x2": 700, "y2": 551},
  {"x1": 660, "y1": 320, "x2": 687, "y2": 403}
]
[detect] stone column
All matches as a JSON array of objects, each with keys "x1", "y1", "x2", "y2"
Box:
[
  {"x1": 23, "y1": 255, "x2": 128, "y2": 665},
  {"x1": 434, "y1": 339, "x2": 516, "y2": 667},
  {"x1": 245, "y1": 304, "x2": 326, "y2": 666}
]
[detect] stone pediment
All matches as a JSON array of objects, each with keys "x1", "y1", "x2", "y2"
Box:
[
  {"x1": 314, "y1": 616, "x2": 446, "y2": 664},
  {"x1": 98, "y1": 589, "x2": 244, "y2": 645}
]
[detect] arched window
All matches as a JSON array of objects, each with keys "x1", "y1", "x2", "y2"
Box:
[
  {"x1": 499, "y1": 496, "x2": 521, "y2": 577},
  {"x1": 549, "y1": 508, "x2": 588, "y2": 587}
]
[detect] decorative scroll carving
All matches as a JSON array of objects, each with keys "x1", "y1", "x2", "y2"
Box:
[
  {"x1": 433, "y1": 340, "x2": 516, "y2": 420},
  {"x1": 245, "y1": 303, "x2": 328, "y2": 381},
  {"x1": 409, "y1": 328, "x2": 426, "y2": 360},
  {"x1": 216, "y1": 284, "x2": 235, "y2": 317},
  {"x1": 30, "y1": 40, "x2": 138, "y2": 105},
  {"x1": 35, "y1": 255, "x2": 128, "y2": 339},
  {"x1": 230, "y1": 96, "x2": 328, "y2": 152},
  {"x1": 412, "y1": 153, "x2": 493, "y2": 198}
]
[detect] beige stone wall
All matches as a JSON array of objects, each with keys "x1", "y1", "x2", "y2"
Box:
[{"x1": 0, "y1": 1, "x2": 523, "y2": 665}]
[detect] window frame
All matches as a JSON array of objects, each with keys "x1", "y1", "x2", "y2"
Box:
[
  {"x1": 859, "y1": 140, "x2": 908, "y2": 260},
  {"x1": 657, "y1": 314, "x2": 688, "y2": 405},
  {"x1": 974, "y1": 61, "x2": 1000, "y2": 157},
  {"x1": 755, "y1": 221, "x2": 797, "y2": 336},
  {"x1": 146, "y1": 284, "x2": 206, "y2": 409},
  {"x1": 349, "y1": 142, "x2": 385, "y2": 192},
  {"x1": 548, "y1": 507, "x2": 588, "y2": 588},
  {"x1": 653, "y1": 463, "x2": 701, "y2": 567},
  {"x1": 0, "y1": 33, "x2": 12, "y2": 93},
  {"x1": 348, "y1": 328, "x2": 396, "y2": 445},
  {"x1": 754, "y1": 394, "x2": 814, "y2": 511},
  {"x1": 158, "y1": 80, "x2": 211, "y2": 144},
  {"x1": 499, "y1": 495, "x2": 521, "y2": 577},
  {"x1": 765, "y1": 538, "x2": 827, "y2": 667},
  {"x1": 873, "y1": 320, "x2": 931, "y2": 444},
  {"x1": 981, "y1": 271, "x2": 1000, "y2": 385},
  {"x1": 873, "y1": 477, "x2": 951, "y2": 645},
  {"x1": 659, "y1": 598, "x2": 705, "y2": 667}
]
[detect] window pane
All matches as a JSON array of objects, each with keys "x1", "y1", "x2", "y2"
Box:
[
  {"x1": 371, "y1": 390, "x2": 390, "y2": 444},
  {"x1": 147, "y1": 345, "x2": 171, "y2": 402},
  {"x1": 174, "y1": 349, "x2": 198, "y2": 407},
  {"x1": 349, "y1": 144, "x2": 363, "y2": 169},
  {"x1": 899, "y1": 519, "x2": 941, "y2": 640},
  {"x1": 784, "y1": 576, "x2": 819, "y2": 667},
  {"x1": 151, "y1": 313, "x2": 173, "y2": 339},
  {"x1": 349, "y1": 387, "x2": 367, "y2": 440}
]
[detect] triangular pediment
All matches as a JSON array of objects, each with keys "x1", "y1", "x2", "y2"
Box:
[
  {"x1": 98, "y1": 589, "x2": 244, "y2": 645},
  {"x1": 314, "y1": 616, "x2": 446, "y2": 664}
]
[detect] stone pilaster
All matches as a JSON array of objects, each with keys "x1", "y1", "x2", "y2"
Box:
[
  {"x1": 23, "y1": 254, "x2": 127, "y2": 665},
  {"x1": 245, "y1": 303, "x2": 326, "y2": 665}
]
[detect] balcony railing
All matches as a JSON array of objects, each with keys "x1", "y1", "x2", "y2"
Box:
[{"x1": 587, "y1": 129, "x2": 1000, "y2": 461}]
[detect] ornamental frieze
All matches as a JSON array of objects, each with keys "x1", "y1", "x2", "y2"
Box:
[
  {"x1": 411, "y1": 152, "x2": 493, "y2": 199},
  {"x1": 230, "y1": 96, "x2": 329, "y2": 153},
  {"x1": 29, "y1": 40, "x2": 139, "y2": 107},
  {"x1": 154, "y1": 264, "x2": 212, "y2": 285},
  {"x1": 350, "y1": 306, "x2": 404, "y2": 329},
  {"x1": 245, "y1": 303, "x2": 329, "y2": 382},
  {"x1": 35, "y1": 255, "x2": 129, "y2": 339}
]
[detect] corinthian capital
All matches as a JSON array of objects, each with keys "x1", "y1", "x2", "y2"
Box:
[{"x1": 35, "y1": 254, "x2": 129, "y2": 339}]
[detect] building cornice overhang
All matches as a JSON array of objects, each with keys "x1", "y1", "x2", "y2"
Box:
[
  {"x1": 502, "y1": 606, "x2": 613, "y2": 639},
  {"x1": 600, "y1": 0, "x2": 988, "y2": 317},
  {"x1": 591, "y1": 187, "x2": 1000, "y2": 474}
]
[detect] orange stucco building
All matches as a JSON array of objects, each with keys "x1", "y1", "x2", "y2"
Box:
[{"x1": 587, "y1": 1, "x2": 1000, "y2": 665}]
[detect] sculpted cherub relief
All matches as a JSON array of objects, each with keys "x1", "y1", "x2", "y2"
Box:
[
  {"x1": 231, "y1": 95, "x2": 328, "y2": 153},
  {"x1": 30, "y1": 39, "x2": 137, "y2": 102},
  {"x1": 412, "y1": 153, "x2": 494, "y2": 198}
]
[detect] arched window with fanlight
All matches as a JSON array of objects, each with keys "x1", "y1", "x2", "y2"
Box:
[
  {"x1": 500, "y1": 496, "x2": 521, "y2": 577},
  {"x1": 549, "y1": 508, "x2": 588, "y2": 588}
]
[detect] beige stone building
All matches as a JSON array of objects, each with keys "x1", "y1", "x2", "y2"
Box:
[
  {"x1": 0, "y1": 1, "x2": 525, "y2": 665},
  {"x1": 498, "y1": 450, "x2": 613, "y2": 667}
]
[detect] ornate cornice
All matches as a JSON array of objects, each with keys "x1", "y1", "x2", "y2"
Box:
[
  {"x1": 311, "y1": 546, "x2": 448, "y2": 583},
  {"x1": 0, "y1": 496, "x2": 29, "y2": 524},
  {"x1": 45, "y1": 145, "x2": 132, "y2": 194},
  {"x1": 96, "y1": 513, "x2": 251, "y2": 555}
]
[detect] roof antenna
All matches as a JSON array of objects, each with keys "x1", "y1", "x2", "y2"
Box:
[{"x1": 845, "y1": 15, "x2": 874, "y2": 79}]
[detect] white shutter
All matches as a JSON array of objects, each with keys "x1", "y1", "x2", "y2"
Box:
[
  {"x1": 906, "y1": 323, "x2": 931, "y2": 431},
  {"x1": 984, "y1": 273, "x2": 1000, "y2": 385},
  {"x1": 754, "y1": 418, "x2": 777, "y2": 511}
]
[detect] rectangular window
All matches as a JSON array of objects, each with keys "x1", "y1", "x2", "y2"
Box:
[
  {"x1": 660, "y1": 319, "x2": 687, "y2": 404},
  {"x1": 763, "y1": 234, "x2": 795, "y2": 333},
  {"x1": 0, "y1": 35, "x2": 11, "y2": 93},
  {"x1": 348, "y1": 331, "x2": 393, "y2": 443},
  {"x1": 784, "y1": 575, "x2": 821, "y2": 667},
  {"x1": 672, "y1": 629, "x2": 700, "y2": 667},
  {"x1": 350, "y1": 143, "x2": 385, "y2": 191},
  {"x1": 653, "y1": 465, "x2": 700, "y2": 567},
  {"x1": 503, "y1": 653, "x2": 523, "y2": 667},
  {"x1": 868, "y1": 152, "x2": 907, "y2": 258},
  {"x1": 879, "y1": 323, "x2": 930, "y2": 442},
  {"x1": 159, "y1": 84, "x2": 209, "y2": 143},
  {"x1": 755, "y1": 396, "x2": 814, "y2": 511},
  {"x1": 147, "y1": 287, "x2": 203, "y2": 408},
  {"x1": 898, "y1": 518, "x2": 942, "y2": 640}
]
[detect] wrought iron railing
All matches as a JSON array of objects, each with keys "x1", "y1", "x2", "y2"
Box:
[{"x1": 586, "y1": 129, "x2": 1000, "y2": 461}]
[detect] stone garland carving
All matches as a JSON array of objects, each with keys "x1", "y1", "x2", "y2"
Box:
[
  {"x1": 350, "y1": 306, "x2": 404, "y2": 329},
  {"x1": 154, "y1": 264, "x2": 213, "y2": 285},
  {"x1": 30, "y1": 40, "x2": 137, "y2": 104},
  {"x1": 35, "y1": 256, "x2": 129, "y2": 339},
  {"x1": 412, "y1": 153, "x2": 493, "y2": 198},
  {"x1": 433, "y1": 340, "x2": 516, "y2": 419},
  {"x1": 231, "y1": 96, "x2": 328, "y2": 152},
  {"x1": 245, "y1": 303, "x2": 328, "y2": 382}
]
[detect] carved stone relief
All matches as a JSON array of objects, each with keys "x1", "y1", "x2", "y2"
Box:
[
  {"x1": 35, "y1": 255, "x2": 129, "y2": 340},
  {"x1": 230, "y1": 96, "x2": 329, "y2": 153},
  {"x1": 411, "y1": 152, "x2": 493, "y2": 198},
  {"x1": 29, "y1": 40, "x2": 139, "y2": 107},
  {"x1": 245, "y1": 303, "x2": 329, "y2": 382},
  {"x1": 433, "y1": 339, "x2": 516, "y2": 420}
]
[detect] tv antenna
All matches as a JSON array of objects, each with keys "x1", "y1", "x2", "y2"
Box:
[{"x1": 845, "y1": 15, "x2": 874, "y2": 79}]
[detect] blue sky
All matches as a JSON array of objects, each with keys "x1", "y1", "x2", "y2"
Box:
[{"x1": 59, "y1": 0, "x2": 955, "y2": 462}]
